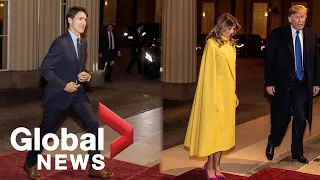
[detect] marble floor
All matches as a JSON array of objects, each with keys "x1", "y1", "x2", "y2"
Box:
[
  {"x1": 160, "y1": 97, "x2": 320, "y2": 177},
  {"x1": 42, "y1": 107, "x2": 163, "y2": 168}
]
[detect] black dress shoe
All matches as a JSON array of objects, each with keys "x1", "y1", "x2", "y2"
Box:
[
  {"x1": 266, "y1": 141, "x2": 274, "y2": 160},
  {"x1": 292, "y1": 155, "x2": 309, "y2": 164}
]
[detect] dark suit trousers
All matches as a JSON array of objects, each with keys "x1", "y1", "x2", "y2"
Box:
[
  {"x1": 104, "y1": 49, "x2": 116, "y2": 80},
  {"x1": 26, "y1": 91, "x2": 100, "y2": 168},
  {"x1": 269, "y1": 78, "x2": 308, "y2": 156},
  {"x1": 127, "y1": 49, "x2": 142, "y2": 73}
]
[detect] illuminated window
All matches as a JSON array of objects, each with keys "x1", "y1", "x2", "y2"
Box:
[
  {"x1": 61, "y1": 0, "x2": 67, "y2": 34},
  {"x1": 252, "y1": 3, "x2": 268, "y2": 39},
  {"x1": 103, "y1": 0, "x2": 117, "y2": 25},
  {"x1": 0, "y1": 0, "x2": 8, "y2": 70},
  {"x1": 201, "y1": 3, "x2": 215, "y2": 34}
]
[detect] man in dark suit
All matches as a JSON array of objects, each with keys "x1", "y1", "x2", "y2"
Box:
[
  {"x1": 23, "y1": 6, "x2": 114, "y2": 179},
  {"x1": 265, "y1": 5, "x2": 320, "y2": 164},
  {"x1": 100, "y1": 24, "x2": 121, "y2": 82},
  {"x1": 126, "y1": 23, "x2": 144, "y2": 74}
]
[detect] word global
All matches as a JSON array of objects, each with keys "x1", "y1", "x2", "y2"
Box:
[{"x1": 10, "y1": 127, "x2": 106, "y2": 170}]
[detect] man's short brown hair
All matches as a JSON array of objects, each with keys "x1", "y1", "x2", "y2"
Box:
[{"x1": 288, "y1": 5, "x2": 308, "y2": 16}]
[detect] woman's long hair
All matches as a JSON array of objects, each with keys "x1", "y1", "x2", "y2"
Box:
[{"x1": 205, "y1": 13, "x2": 241, "y2": 47}]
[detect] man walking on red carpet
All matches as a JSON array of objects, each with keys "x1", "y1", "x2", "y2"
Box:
[
  {"x1": 23, "y1": 6, "x2": 114, "y2": 179},
  {"x1": 264, "y1": 5, "x2": 320, "y2": 164}
]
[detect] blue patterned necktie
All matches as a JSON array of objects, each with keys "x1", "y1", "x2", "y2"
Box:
[{"x1": 295, "y1": 31, "x2": 303, "y2": 80}]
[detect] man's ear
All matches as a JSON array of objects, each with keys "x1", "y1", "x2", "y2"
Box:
[{"x1": 68, "y1": 17, "x2": 72, "y2": 25}]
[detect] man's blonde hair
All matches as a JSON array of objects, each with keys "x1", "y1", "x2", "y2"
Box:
[{"x1": 288, "y1": 5, "x2": 308, "y2": 16}]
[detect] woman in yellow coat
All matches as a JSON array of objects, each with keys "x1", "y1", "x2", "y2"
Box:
[{"x1": 184, "y1": 13, "x2": 241, "y2": 180}]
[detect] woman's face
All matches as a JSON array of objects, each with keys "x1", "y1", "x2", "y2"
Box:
[{"x1": 221, "y1": 25, "x2": 236, "y2": 39}]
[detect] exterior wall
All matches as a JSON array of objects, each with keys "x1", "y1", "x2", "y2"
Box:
[
  {"x1": 2, "y1": 0, "x2": 320, "y2": 90},
  {"x1": 0, "y1": 0, "x2": 104, "y2": 89}
]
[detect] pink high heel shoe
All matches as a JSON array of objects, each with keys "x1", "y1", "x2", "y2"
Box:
[
  {"x1": 215, "y1": 172, "x2": 226, "y2": 179},
  {"x1": 204, "y1": 162, "x2": 219, "y2": 180}
]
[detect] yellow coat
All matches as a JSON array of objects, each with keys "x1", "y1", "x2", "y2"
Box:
[{"x1": 184, "y1": 36, "x2": 237, "y2": 157}]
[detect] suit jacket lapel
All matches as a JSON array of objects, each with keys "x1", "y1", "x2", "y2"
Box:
[
  {"x1": 66, "y1": 31, "x2": 81, "y2": 72},
  {"x1": 78, "y1": 38, "x2": 84, "y2": 72},
  {"x1": 66, "y1": 32, "x2": 79, "y2": 61},
  {"x1": 302, "y1": 28, "x2": 308, "y2": 64},
  {"x1": 286, "y1": 26, "x2": 295, "y2": 60}
]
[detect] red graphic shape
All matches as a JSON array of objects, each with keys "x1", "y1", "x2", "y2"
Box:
[{"x1": 98, "y1": 102, "x2": 134, "y2": 159}]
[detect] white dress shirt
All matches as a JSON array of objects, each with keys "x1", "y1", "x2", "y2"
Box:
[
  {"x1": 108, "y1": 31, "x2": 115, "y2": 50},
  {"x1": 68, "y1": 29, "x2": 81, "y2": 59},
  {"x1": 291, "y1": 26, "x2": 304, "y2": 70}
]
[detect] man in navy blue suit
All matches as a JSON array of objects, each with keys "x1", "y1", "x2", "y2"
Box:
[{"x1": 23, "y1": 6, "x2": 114, "y2": 179}]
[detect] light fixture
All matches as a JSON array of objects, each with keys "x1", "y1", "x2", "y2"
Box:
[
  {"x1": 0, "y1": 3, "x2": 4, "y2": 7},
  {"x1": 265, "y1": 1, "x2": 278, "y2": 16},
  {"x1": 105, "y1": 0, "x2": 107, "y2": 6},
  {"x1": 202, "y1": 12, "x2": 205, "y2": 17},
  {"x1": 264, "y1": 12, "x2": 268, "y2": 17}
]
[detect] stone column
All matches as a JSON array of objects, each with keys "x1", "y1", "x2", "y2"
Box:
[
  {"x1": 10, "y1": 0, "x2": 38, "y2": 70},
  {"x1": 161, "y1": 0, "x2": 197, "y2": 100},
  {"x1": 2, "y1": 1, "x2": 8, "y2": 69},
  {"x1": 38, "y1": 0, "x2": 61, "y2": 66},
  {"x1": 67, "y1": 0, "x2": 100, "y2": 72}
]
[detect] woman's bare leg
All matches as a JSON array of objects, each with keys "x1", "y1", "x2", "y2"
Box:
[
  {"x1": 214, "y1": 151, "x2": 222, "y2": 175},
  {"x1": 207, "y1": 153, "x2": 217, "y2": 178}
]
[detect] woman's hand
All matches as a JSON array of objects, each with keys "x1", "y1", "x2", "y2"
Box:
[{"x1": 236, "y1": 94, "x2": 239, "y2": 107}]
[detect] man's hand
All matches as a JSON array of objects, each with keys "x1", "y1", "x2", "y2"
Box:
[
  {"x1": 78, "y1": 71, "x2": 90, "y2": 82},
  {"x1": 313, "y1": 86, "x2": 320, "y2": 96},
  {"x1": 64, "y1": 82, "x2": 80, "y2": 93},
  {"x1": 236, "y1": 94, "x2": 239, "y2": 107},
  {"x1": 117, "y1": 51, "x2": 121, "y2": 57},
  {"x1": 266, "y1": 86, "x2": 275, "y2": 96}
]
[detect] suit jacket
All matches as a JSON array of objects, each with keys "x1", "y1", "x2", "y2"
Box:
[
  {"x1": 40, "y1": 31, "x2": 90, "y2": 110},
  {"x1": 264, "y1": 25, "x2": 320, "y2": 129},
  {"x1": 100, "y1": 31, "x2": 119, "y2": 62},
  {"x1": 132, "y1": 29, "x2": 142, "y2": 53}
]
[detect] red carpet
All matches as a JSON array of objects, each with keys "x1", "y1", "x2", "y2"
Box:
[
  {"x1": 0, "y1": 151, "x2": 174, "y2": 180},
  {"x1": 1, "y1": 151, "x2": 320, "y2": 179},
  {"x1": 175, "y1": 167, "x2": 320, "y2": 180}
]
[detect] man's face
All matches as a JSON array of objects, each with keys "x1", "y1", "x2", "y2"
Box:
[
  {"x1": 288, "y1": 10, "x2": 307, "y2": 30},
  {"x1": 139, "y1": 25, "x2": 144, "y2": 31},
  {"x1": 68, "y1": 11, "x2": 87, "y2": 36},
  {"x1": 107, "y1": 25, "x2": 113, "y2": 32}
]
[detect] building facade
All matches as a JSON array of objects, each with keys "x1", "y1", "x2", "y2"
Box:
[{"x1": 0, "y1": 0, "x2": 319, "y2": 91}]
